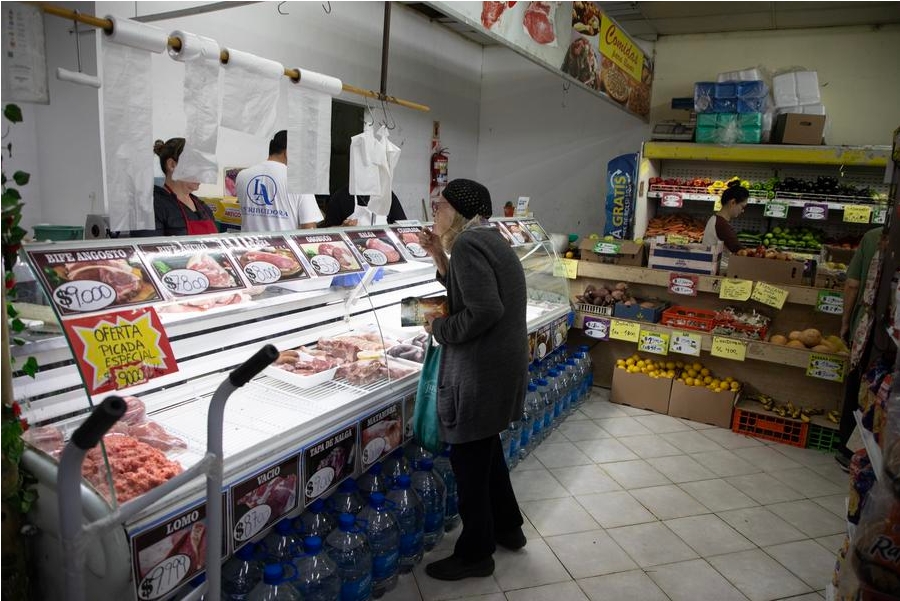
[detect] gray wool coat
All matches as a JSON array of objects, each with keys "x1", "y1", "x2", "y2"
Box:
[{"x1": 430, "y1": 226, "x2": 529, "y2": 444}]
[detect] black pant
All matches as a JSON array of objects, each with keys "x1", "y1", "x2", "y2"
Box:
[{"x1": 449, "y1": 434, "x2": 523, "y2": 561}]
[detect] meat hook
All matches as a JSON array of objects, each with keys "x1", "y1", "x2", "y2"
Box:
[
  {"x1": 277, "y1": 2, "x2": 289, "y2": 15},
  {"x1": 322, "y1": 2, "x2": 332, "y2": 14}
]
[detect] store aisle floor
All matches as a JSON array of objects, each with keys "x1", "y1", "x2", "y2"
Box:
[{"x1": 383, "y1": 389, "x2": 842, "y2": 601}]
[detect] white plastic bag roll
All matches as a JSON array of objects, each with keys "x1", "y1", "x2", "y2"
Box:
[
  {"x1": 220, "y1": 49, "x2": 283, "y2": 136},
  {"x1": 104, "y1": 16, "x2": 168, "y2": 54},
  {"x1": 286, "y1": 69, "x2": 343, "y2": 195}
]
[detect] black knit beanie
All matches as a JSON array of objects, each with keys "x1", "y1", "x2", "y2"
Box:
[{"x1": 442, "y1": 179, "x2": 492, "y2": 219}]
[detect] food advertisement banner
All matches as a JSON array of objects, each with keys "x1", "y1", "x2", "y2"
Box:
[
  {"x1": 432, "y1": 2, "x2": 652, "y2": 119},
  {"x1": 26, "y1": 246, "x2": 163, "y2": 316},
  {"x1": 62, "y1": 307, "x2": 177, "y2": 394},
  {"x1": 231, "y1": 455, "x2": 300, "y2": 550},
  {"x1": 519, "y1": 219, "x2": 548, "y2": 242},
  {"x1": 360, "y1": 401, "x2": 404, "y2": 468},
  {"x1": 291, "y1": 233, "x2": 364, "y2": 276},
  {"x1": 129, "y1": 496, "x2": 227, "y2": 601},
  {"x1": 138, "y1": 241, "x2": 245, "y2": 297},
  {"x1": 553, "y1": 316, "x2": 568, "y2": 349},
  {"x1": 535, "y1": 323, "x2": 552, "y2": 358},
  {"x1": 486, "y1": 220, "x2": 518, "y2": 246},
  {"x1": 219, "y1": 235, "x2": 310, "y2": 284},
  {"x1": 499, "y1": 220, "x2": 536, "y2": 245},
  {"x1": 346, "y1": 230, "x2": 408, "y2": 267},
  {"x1": 302, "y1": 423, "x2": 358, "y2": 505},
  {"x1": 389, "y1": 226, "x2": 429, "y2": 260}
]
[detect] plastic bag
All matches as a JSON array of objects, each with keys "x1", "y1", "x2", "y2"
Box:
[{"x1": 413, "y1": 336, "x2": 444, "y2": 454}]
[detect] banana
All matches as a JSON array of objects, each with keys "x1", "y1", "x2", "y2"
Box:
[
  {"x1": 826, "y1": 410, "x2": 840, "y2": 424},
  {"x1": 791, "y1": 408, "x2": 801, "y2": 419},
  {"x1": 800, "y1": 414, "x2": 811, "y2": 423}
]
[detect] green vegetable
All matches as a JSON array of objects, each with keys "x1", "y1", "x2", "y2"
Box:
[
  {"x1": 42, "y1": 266, "x2": 66, "y2": 287},
  {"x1": 153, "y1": 260, "x2": 172, "y2": 275}
]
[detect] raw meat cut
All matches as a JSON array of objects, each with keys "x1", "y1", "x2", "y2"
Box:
[
  {"x1": 523, "y1": 2, "x2": 556, "y2": 45},
  {"x1": 362, "y1": 419, "x2": 402, "y2": 450},
  {"x1": 174, "y1": 522, "x2": 207, "y2": 568},
  {"x1": 481, "y1": 1, "x2": 510, "y2": 29},
  {"x1": 317, "y1": 335, "x2": 387, "y2": 363},
  {"x1": 22, "y1": 425, "x2": 64, "y2": 456},
  {"x1": 274, "y1": 349, "x2": 340, "y2": 375},
  {"x1": 237, "y1": 474, "x2": 297, "y2": 517},
  {"x1": 128, "y1": 421, "x2": 188, "y2": 452},
  {"x1": 121, "y1": 395, "x2": 146, "y2": 426},
  {"x1": 186, "y1": 253, "x2": 237, "y2": 288},
  {"x1": 318, "y1": 243, "x2": 356, "y2": 270},
  {"x1": 82, "y1": 435, "x2": 183, "y2": 503},
  {"x1": 66, "y1": 259, "x2": 143, "y2": 301},
  {"x1": 365, "y1": 238, "x2": 400, "y2": 263},
  {"x1": 336, "y1": 360, "x2": 385, "y2": 386},
  {"x1": 243, "y1": 249, "x2": 300, "y2": 272}
]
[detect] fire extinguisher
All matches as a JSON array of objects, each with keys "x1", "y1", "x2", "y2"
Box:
[{"x1": 431, "y1": 147, "x2": 449, "y2": 190}]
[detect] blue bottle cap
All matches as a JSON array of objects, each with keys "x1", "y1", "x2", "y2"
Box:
[
  {"x1": 537, "y1": 378, "x2": 549, "y2": 386},
  {"x1": 338, "y1": 513, "x2": 355, "y2": 530},
  {"x1": 368, "y1": 463, "x2": 383, "y2": 475},
  {"x1": 309, "y1": 498, "x2": 325, "y2": 512},
  {"x1": 548, "y1": 369, "x2": 559, "y2": 377},
  {"x1": 338, "y1": 478, "x2": 357, "y2": 492},
  {"x1": 369, "y1": 492, "x2": 386, "y2": 507},
  {"x1": 304, "y1": 536, "x2": 322, "y2": 554},
  {"x1": 275, "y1": 518, "x2": 293, "y2": 534},
  {"x1": 235, "y1": 542, "x2": 256, "y2": 561},
  {"x1": 527, "y1": 383, "x2": 537, "y2": 392},
  {"x1": 263, "y1": 563, "x2": 284, "y2": 585},
  {"x1": 396, "y1": 474, "x2": 412, "y2": 488},
  {"x1": 579, "y1": 345, "x2": 589, "y2": 351},
  {"x1": 417, "y1": 458, "x2": 434, "y2": 471},
  {"x1": 566, "y1": 359, "x2": 577, "y2": 365}
]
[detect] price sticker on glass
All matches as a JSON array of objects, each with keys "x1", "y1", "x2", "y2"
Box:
[
  {"x1": 668, "y1": 331, "x2": 702, "y2": 357},
  {"x1": 711, "y1": 336, "x2": 746, "y2": 361},
  {"x1": 751, "y1": 281, "x2": 788, "y2": 309},
  {"x1": 638, "y1": 330, "x2": 669, "y2": 355},
  {"x1": 807, "y1": 353, "x2": 846, "y2": 382},
  {"x1": 609, "y1": 319, "x2": 640, "y2": 342},
  {"x1": 719, "y1": 279, "x2": 753, "y2": 301}
]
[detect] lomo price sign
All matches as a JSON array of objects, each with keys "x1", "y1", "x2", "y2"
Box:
[
  {"x1": 807, "y1": 353, "x2": 845, "y2": 382},
  {"x1": 231, "y1": 455, "x2": 300, "y2": 550},
  {"x1": 583, "y1": 316, "x2": 610, "y2": 340},
  {"x1": 669, "y1": 273, "x2": 698, "y2": 296},
  {"x1": 816, "y1": 291, "x2": 844, "y2": 315},
  {"x1": 802, "y1": 203, "x2": 829, "y2": 221},
  {"x1": 638, "y1": 330, "x2": 669, "y2": 355}
]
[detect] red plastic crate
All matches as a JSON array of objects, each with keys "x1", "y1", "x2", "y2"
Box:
[
  {"x1": 732, "y1": 404, "x2": 809, "y2": 447},
  {"x1": 660, "y1": 306, "x2": 716, "y2": 332}
]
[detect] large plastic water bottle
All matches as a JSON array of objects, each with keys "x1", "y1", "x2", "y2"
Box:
[
  {"x1": 385, "y1": 474, "x2": 424, "y2": 572},
  {"x1": 222, "y1": 542, "x2": 264, "y2": 600},
  {"x1": 546, "y1": 369, "x2": 563, "y2": 430},
  {"x1": 523, "y1": 383, "x2": 542, "y2": 451},
  {"x1": 554, "y1": 364, "x2": 571, "y2": 419},
  {"x1": 411, "y1": 458, "x2": 445, "y2": 551},
  {"x1": 578, "y1": 345, "x2": 594, "y2": 395},
  {"x1": 570, "y1": 354, "x2": 587, "y2": 406},
  {"x1": 261, "y1": 518, "x2": 301, "y2": 563},
  {"x1": 247, "y1": 563, "x2": 300, "y2": 601},
  {"x1": 536, "y1": 378, "x2": 553, "y2": 440},
  {"x1": 382, "y1": 448, "x2": 411, "y2": 488},
  {"x1": 505, "y1": 419, "x2": 521, "y2": 469},
  {"x1": 404, "y1": 442, "x2": 433, "y2": 465},
  {"x1": 292, "y1": 536, "x2": 341, "y2": 601},
  {"x1": 432, "y1": 448, "x2": 459, "y2": 532},
  {"x1": 518, "y1": 403, "x2": 534, "y2": 461},
  {"x1": 358, "y1": 492, "x2": 399, "y2": 597},
  {"x1": 357, "y1": 463, "x2": 387, "y2": 496},
  {"x1": 527, "y1": 362, "x2": 538, "y2": 387},
  {"x1": 295, "y1": 498, "x2": 336, "y2": 540},
  {"x1": 325, "y1": 513, "x2": 373, "y2": 601},
  {"x1": 331, "y1": 478, "x2": 365, "y2": 518}
]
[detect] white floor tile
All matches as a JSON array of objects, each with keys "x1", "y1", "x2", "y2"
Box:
[
  {"x1": 810, "y1": 461, "x2": 851, "y2": 486},
  {"x1": 511, "y1": 467, "x2": 571, "y2": 502},
  {"x1": 662, "y1": 430, "x2": 725, "y2": 453},
  {"x1": 574, "y1": 438, "x2": 638, "y2": 463},
  {"x1": 544, "y1": 529, "x2": 637, "y2": 579},
  {"x1": 390, "y1": 572, "x2": 425, "y2": 601},
  {"x1": 769, "y1": 468, "x2": 844, "y2": 498},
  {"x1": 732, "y1": 445, "x2": 804, "y2": 472},
  {"x1": 601, "y1": 459, "x2": 671, "y2": 489},
  {"x1": 619, "y1": 434, "x2": 683, "y2": 458},
  {"x1": 575, "y1": 491, "x2": 656, "y2": 529},
  {"x1": 679, "y1": 417, "x2": 719, "y2": 430},
  {"x1": 505, "y1": 581, "x2": 589, "y2": 601},
  {"x1": 647, "y1": 454, "x2": 717, "y2": 483},
  {"x1": 565, "y1": 409, "x2": 592, "y2": 421},
  {"x1": 630, "y1": 484, "x2": 710, "y2": 520},
  {"x1": 514, "y1": 453, "x2": 545, "y2": 472},
  {"x1": 413, "y1": 562, "x2": 500, "y2": 601},
  {"x1": 665, "y1": 514, "x2": 756, "y2": 557},
  {"x1": 443, "y1": 595, "x2": 505, "y2": 601},
  {"x1": 594, "y1": 417, "x2": 654, "y2": 437},
  {"x1": 493, "y1": 538, "x2": 571, "y2": 592},
  {"x1": 691, "y1": 449, "x2": 761, "y2": 477},
  {"x1": 613, "y1": 404, "x2": 656, "y2": 416},
  {"x1": 777, "y1": 594, "x2": 825, "y2": 601},
  {"x1": 633, "y1": 413, "x2": 693, "y2": 433},
  {"x1": 765, "y1": 500, "x2": 847, "y2": 538},
  {"x1": 533, "y1": 442, "x2": 594, "y2": 468},
  {"x1": 678, "y1": 479, "x2": 758, "y2": 512},
  {"x1": 589, "y1": 387, "x2": 610, "y2": 402},
  {"x1": 771, "y1": 443, "x2": 838, "y2": 468},
  {"x1": 578, "y1": 401, "x2": 627, "y2": 419},
  {"x1": 543, "y1": 430, "x2": 568, "y2": 445},
  {"x1": 577, "y1": 570, "x2": 669, "y2": 601},
  {"x1": 764, "y1": 539, "x2": 837, "y2": 589},
  {"x1": 701, "y1": 428, "x2": 765, "y2": 449},
  {"x1": 717, "y1": 507, "x2": 807, "y2": 547},
  {"x1": 815, "y1": 534, "x2": 847, "y2": 554},
  {"x1": 726, "y1": 473, "x2": 806, "y2": 505},
  {"x1": 606, "y1": 522, "x2": 698, "y2": 567},
  {"x1": 810, "y1": 494, "x2": 847, "y2": 518},
  {"x1": 551, "y1": 464, "x2": 621, "y2": 495},
  {"x1": 646, "y1": 558, "x2": 748, "y2": 601},
  {"x1": 708, "y1": 549, "x2": 811, "y2": 601},
  {"x1": 520, "y1": 497, "x2": 600, "y2": 537},
  {"x1": 558, "y1": 420, "x2": 610, "y2": 442}
]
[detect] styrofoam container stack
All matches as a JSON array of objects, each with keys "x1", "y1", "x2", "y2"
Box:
[
  {"x1": 773, "y1": 71, "x2": 822, "y2": 108},
  {"x1": 717, "y1": 68, "x2": 763, "y2": 82}
]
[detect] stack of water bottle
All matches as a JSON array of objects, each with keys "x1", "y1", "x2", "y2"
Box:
[
  {"x1": 501, "y1": 345, "x2": 594, "y2": 470},
  {"x1": 221, "y1": 445, "x2": 460, "y2": 601}
]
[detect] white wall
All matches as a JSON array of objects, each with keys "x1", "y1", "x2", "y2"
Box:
[
  {"x1": 478, "y1": 47, "x2": 649, "y2": 238},
  {"x1": 650, "y1": 25, "x2": 900, "y2": 146}
]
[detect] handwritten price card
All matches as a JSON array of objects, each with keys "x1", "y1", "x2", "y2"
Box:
[
  {"x1": 719, "y1": 279, "x2": 753, "y2": 301},
  {"x1": 138, "y1": 241, "x2": 244, "y2": 297},
  {"x1": 61, "y1": 307, "x2": 177, "y2": 395},
  {"x1": 711, "y1": 336, "x2": 747, "y2": 361},
  {"x1": 807, "y1": 353, "x2": 846, "y2": 382},
  {"x1": 231, "y1": 455, "x2": 300, "y2": 550},
  {"x1": 609, "y1": 319, "x2": 640, "y2": 342},
  {"x1": 843, "y1": 205, "x2": 871, "y2": 224},
  {"x1": 872, "y1": 206, "x2": 888, "y2": 224},
  {"x1": 638, "y1": 330, "x2": 669, "y2": 355},
  {"x1": 751, "y1": 281, "x2": 789, "y2": 309},
  {"x1": 553, "y1": 258, "x2": 579, "y2": 279},
  {"x1": 816, "y1": 291, "x2": 844, "y2": 315},
  {"x1": 669, "y1": 273, "x2": 699, "y2": 296},
  {"x1": 763, "y1": 202, "x2": 789, "y2": 219},
  {"x1": 219, "y1": 235, "x2": 310, "y2": 284},
  {"x1": 669, "y1": 331, "x2": 702, "y2": 357},
  {"x1": 583, "y1": 316, "x2": 611, "y2": 340}
]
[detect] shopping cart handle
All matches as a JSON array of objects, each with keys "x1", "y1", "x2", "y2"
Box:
[
  {"x1": 229, "y1": 344, "x2": 279, "y2": 387},
  {"x1": 70, "y1": 396, "x2": 127, "y2": 450}
]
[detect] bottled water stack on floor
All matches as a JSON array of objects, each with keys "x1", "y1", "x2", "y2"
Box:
[{"x1": 292, "y1": 536, "x2": 341, "y2": 601}]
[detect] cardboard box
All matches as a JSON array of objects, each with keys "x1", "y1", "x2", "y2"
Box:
[
  {"x1": 611, "y1": 369, "x2": 672, "y2": 414},
  {"x1": 726, "y1": 255, "x2": 805, "y2": 285},
  {"x1": 772, "y1": 114, "x2": 825, "y2": 145},
  {"x1": 648, "y1": 240, "x2": 722, "y2": 275},
  {"x1": 667, "y1": 381, "x2": 738, "y2": 429},
  {"x1": 579, "y1": 239, "x2": 645, "y2": 266},
  {"x1": 613, "y1": 300, "x2": 668, "y2": 323},
  {"x1": 823, "y1": 244, "x2": 856, "y2": 265}
]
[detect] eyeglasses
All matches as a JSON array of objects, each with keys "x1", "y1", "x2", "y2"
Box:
[{"x1": 431, "y1": 200, "x2": 450, "y2": 214}]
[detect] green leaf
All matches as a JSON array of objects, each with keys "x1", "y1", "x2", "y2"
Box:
[
  {"x1": 12, "y1": 337, "x2": 25, "y2": 346},
  {"x1": 12, "y1": 171, "x2": 29, "y2": 186},
  {"x1": 1, "y1": 172, "x2": 6, "y2": 185},
  {"x1": 4, "y1": 104, "x2": 23, "y2": 123},
  {"x1": 7, "y1": 303, "x2": 18, "y2": 319},
  {"x1": 2, "y1": 188, "x2": 21, "y2": 203},
  {"x1": 10, "y1": 317, "x2": 25, "y2": 333},
  {"x1": 22, "y1": 356, "x2": 38, "y2": 378}
]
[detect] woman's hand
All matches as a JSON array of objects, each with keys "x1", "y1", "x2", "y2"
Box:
[{"x1": 418, "y1": 228, "x2": 442, "y2": 257}]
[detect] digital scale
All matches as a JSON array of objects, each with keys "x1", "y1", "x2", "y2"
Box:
[{"x1": 651, "y1": 121, "x2": 696, "y2": 141}]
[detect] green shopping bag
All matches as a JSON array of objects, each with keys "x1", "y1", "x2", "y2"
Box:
[{"x1": 413, "y1": 336, "x2": 444, "y2": 454}]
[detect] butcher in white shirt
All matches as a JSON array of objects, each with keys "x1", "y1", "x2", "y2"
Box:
[{"x1": 237, "y1": 130, "x2": 322, "y2": 232}]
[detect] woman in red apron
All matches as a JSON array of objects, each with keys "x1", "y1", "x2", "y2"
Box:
[{"x1": 147, "y1": 137, "x2": 218, "y2": 236}]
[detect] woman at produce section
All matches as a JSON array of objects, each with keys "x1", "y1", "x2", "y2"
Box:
[
  {"x1": 701, "y1": 179, "x2": 750, "y2": 253},
  {"x1": 132, "y1": 138, "x2": 218, "y2": 236},
  {"x1": 417, "y1": 179, "x2": 528, "y2": 581}
]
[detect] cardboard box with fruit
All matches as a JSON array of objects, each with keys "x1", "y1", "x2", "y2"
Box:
[
  {"x1": 611, "y1": 354, "x2": 675, "y2": 413},
  {"x1": 668, "y1": 360, "x2": 742, "y2": 428}
]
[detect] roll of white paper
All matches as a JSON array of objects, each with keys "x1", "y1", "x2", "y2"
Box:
[
  {"x1": 295, "y1": 69, "x2": 342, "y2": 96},
  {"x1": 287, "y1": 84, "x2": 332, "y2": 195},
  {"x1": 221, "y1": 49, "x2": 283, "y2": 136},
  {"x1": 56, "y1": 67, "x2": 101, "y2": 88},
  {"x1": 167, "y1": 30, "x2": 220, "y2": 63},
  {"x1": 104, "y1": 16, "x2": 168, "y2": 54}
]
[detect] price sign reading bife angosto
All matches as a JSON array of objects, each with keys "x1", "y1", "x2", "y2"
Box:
[{"x1": 230, "y1": 455, "x2": 300, "y2": 549}]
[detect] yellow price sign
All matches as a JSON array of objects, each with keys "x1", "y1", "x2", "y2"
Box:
[
  {"x1": 109, "y1": 362, "x2": 149, "y2": 390},
  {"x1": 711, "y1": 336, "x2": 747, "y2": 361},
  {"x1": 751, "y1": 281, "x2": 789, "y2": 309},
  {"x1": 556, "y1": 258, "x2": 579, "y2": 279},
  {"x1": 610, "y1": 319, "x2": 641, "y2": 342},
  {"x1": 719, "y1": 278, "x2": 753, "y2": 301},
  {"x1": 843, "y1": 205, "x2": 871, "y2": 224},
  {"x1": 638, "y1": 330, "x2": 669, "y2": 355}
]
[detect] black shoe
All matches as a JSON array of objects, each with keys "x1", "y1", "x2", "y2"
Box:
[
  {"x1": 496, "y1": 527, "x2": 527, "y2": 551},
  {"x1": 425, "y1": 555, "x2": 495, "y2": 581},
  {"x1": 835, "y1": 454, "x2": 851, "y2": 473}
]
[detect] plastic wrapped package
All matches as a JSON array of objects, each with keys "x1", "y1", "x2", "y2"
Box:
[
  {"x1": 717, "y1": 67, "x2": 763, "y2": 82},
  {"x1": 881, "y1": 383, "x2": 900, "y2": 499},
  {"x1": 694, "y1": 82, "x2": 715, "y2": 113},
  {"x1": 852, "y1": 482, "x2": 900, "y2": 597},
  {"x1": 773, "y1": 70, "x2": 820, "y2": 108},
  {"x1": 849, "y1": 451, "x2": 877, "y2": 525}
]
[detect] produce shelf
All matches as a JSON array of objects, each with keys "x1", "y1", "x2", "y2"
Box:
[
  {"x1": 648, "y1": 189, "x2": 888, "y2": 214},
  {"x1": 642, "y1": 142, "x2": 890, "y2": 167}
]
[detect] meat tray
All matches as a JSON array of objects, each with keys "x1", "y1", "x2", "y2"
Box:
[{"x1": 262, "y1": 365, "x2": 339, "y2": 389}]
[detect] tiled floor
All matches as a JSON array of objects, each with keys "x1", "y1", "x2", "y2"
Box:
[{"x1": 381, "y1": 390, "x2": 842, "y2": 600}]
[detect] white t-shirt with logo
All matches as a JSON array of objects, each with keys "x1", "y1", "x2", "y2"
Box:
[{"x1": 237, "y1": 160, "x2": 322, "y2": 232}]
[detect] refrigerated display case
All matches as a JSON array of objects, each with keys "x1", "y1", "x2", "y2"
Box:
[{"x1": 10, "y1": 219, "x2": 570, "y2": 600}]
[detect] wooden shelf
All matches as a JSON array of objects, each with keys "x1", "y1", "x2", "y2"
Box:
[
  {"x1": 642, "y1": 142, "x2": 890, "y2": 167},
  {"x1": 575, "y1": 262, "x2": 826, "y2": 306}
]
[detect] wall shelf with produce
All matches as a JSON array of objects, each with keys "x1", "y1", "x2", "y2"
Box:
[{"x1": 11, "y1": 218, "x2": 570, "y2": 601}]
